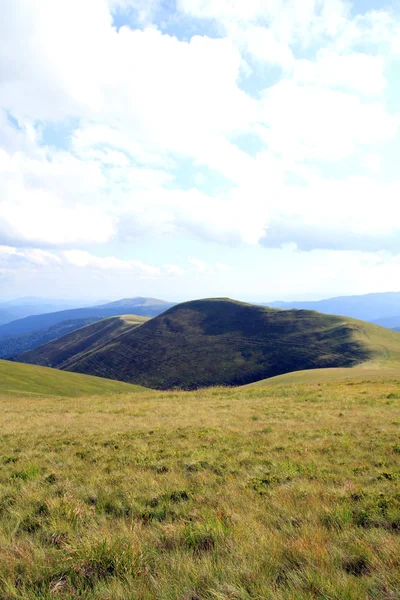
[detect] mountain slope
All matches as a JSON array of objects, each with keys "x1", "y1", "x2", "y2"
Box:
[
  {"x1": 0, "y1": 317, "x2": 103, "y2": 359},
  {"x1": 0, "y1": 297, "x2": 174, "y2": 340},
  {"x1": 264, "y1": 291, "x2": 400, "y2": 322},
  {"x1": 0, "y1": 359, "x2": 145, "y2": 397},
  {"x1": 18, "y1": 315, "x2": 148, "y2": 368},
  {"x1": 18, "y1": 298, "x2": 400, "y2": 390}
]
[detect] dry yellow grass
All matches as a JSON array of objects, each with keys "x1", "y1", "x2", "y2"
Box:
[{"x1": 0, "y1": 373, "x2": 399, "y2": 599}]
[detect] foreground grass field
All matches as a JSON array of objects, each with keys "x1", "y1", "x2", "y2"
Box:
[
  {"x1": 0, "y1": 368, "x2": 400, "y2": 599},
  {"x1": 0, "y1": 360, "x2": 144, "y2": 397}
]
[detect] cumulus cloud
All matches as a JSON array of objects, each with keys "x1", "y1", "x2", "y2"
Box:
[
  {"x1": 258, "y1": 82, "x2": 399, "y2": 161},
  {"x1": 0, "y1": 246, "x2": 225, "y2": 285},
  {"x1": 189, "y1": 258, "x2": 230, "y2": 274},
  {"x1": 292, "y1": 52, "x2": 386, "y2": 95},
  {"x1": 0, "y1": 0, "x2": 400, "y2": 262},
  {"x1": 0, "y1": 246, "x2": 61, "y2": 271},
  {"x1": 262, "y1": 177, "x2": 400, "y2": 252}
]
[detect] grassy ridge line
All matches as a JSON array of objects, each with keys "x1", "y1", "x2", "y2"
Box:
[
  {"x1": 348, "y1": 319, "x2": 400, "y2": 365},
  {"x1": 0, "y1": 360, "x2": 146, "y2": 397},
  {"x1": 0, "y1": 316, "x2": 104, "y2": 359},
  {"x1": 18, "y1": 315, "x2": 149, "y2": 371},
  {"x1": 246, "y1": 319, "x2": 400, "y2": 387},
  {"x1": 245, "y1": 366, "x2": 400, "y2": 387},
  {"x1": 62, "y1": 315, "x2": 149, "y2": 372}
]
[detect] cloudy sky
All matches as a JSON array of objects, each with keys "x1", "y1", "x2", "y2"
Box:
[{"x1": 1, "y1": 0, "x2": 400, "y2": 302}]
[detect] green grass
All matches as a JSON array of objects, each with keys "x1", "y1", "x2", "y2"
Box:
[
  {"x1": 246, "y1": 366, "x2": 400, "y2": 387},
  {"x1": 0, "y1": 360, "x2": 145, "y2": 397},
  {"x1": 0, "y1": 369, "x2": 399, "y2": 598},
  {"x1": 18, "y1": 298, "x2": 400, "y2": 390}
]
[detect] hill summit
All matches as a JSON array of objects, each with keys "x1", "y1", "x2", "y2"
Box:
[{"x1": 18, "y1": 297, "x2": 400, "y2": 390}]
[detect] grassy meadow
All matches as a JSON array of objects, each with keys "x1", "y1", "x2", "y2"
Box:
[
  {"x1": 0, "y1": 360, "x2": 145, "y2": 398},
  {"x1": 0, "y1": 364, "x2": 400, "y2": 599}
]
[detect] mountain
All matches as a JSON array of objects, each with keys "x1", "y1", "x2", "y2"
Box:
[
  {"x1": 0, "y1": 359, "x2": 144, "y2": 397},
  {"x1": 371, "y1": 316, "x2": 400, "y2": 330},
  {"x1": 18, "y1": 315, "x2": 149, "y2": 368},
  {"x1": 102, "y1": 297, "x2": 170, "y2": 308},
  {"x1": 0, "y1": 297, "x2": 174, "y2": 340},
  {"x1": 0, "y1": 298, "x2": 81, "y2": 326},
  {"x1": 17, "y1": 298, "x2": 400, "y2": 390},
  {"x1": 0, "y1": 317, "x2": 104, "y2": 359},
  {"x1": 263, "y1": 291, "x2": 400, "y2": 323}
]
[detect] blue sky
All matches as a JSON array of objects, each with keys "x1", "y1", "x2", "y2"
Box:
[{"x1": 1, "y1": 0, "x2": 400, "y2": 302}]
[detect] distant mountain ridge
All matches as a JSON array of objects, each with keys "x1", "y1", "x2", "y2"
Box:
[
  {"x1": 263, "y1": 291, "x2": 400, "y2": 324},
  {"x1": 18, "y1": 298, "x2": 400, "y2": 390},
  {"x1": 0, "y1": 297, "x2": 174, "y2": 340},
  {"x1": 0, "y1": 317, "x2": 103, "y2": 359},
  {"x1": 0, "y1": 298, "x2": 81, "y2": 326},
  {"x1": 372, "y1": 316, "x2": 400, "y2": 330}
]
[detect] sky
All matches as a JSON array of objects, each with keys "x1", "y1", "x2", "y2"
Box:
[{"x1": 1, "y1": 0, "x2": 400, "y2": 302}]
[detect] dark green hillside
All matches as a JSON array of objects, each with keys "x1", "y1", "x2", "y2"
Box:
[
  {"x1": 18, "y1": 315, "x2": 148, "y2": 369},
  {"x1": 19, "y1": 298, "x2": 399, "y2": 390},
  {"x1": 0, "y1": 317, "x2": 103, "y2": 359}
]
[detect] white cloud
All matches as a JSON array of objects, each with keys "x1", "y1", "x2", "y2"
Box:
[
  {"x1": 292, "y1": 51, "x2": 386, "y2": 95},
  {"x1": 1, "y1": 0, "x2": 400, "y2": 282},
  {"x1": 236, "y1": 25, "x2": 294, "y2": 68},
  {"x1": 361, "y1": 153, "x2": 382, "y2": 173},
  {"x1": 0, "y1": 246, "x2": 187, "y2": 283},
  {"x1": 0, "y1": 245, "x2": 60, "y2": 268},
  {"x1": 258, "y1": 81, "x2": 399, "y2": 161},
  {"x1": 262, "y1": 176, "x2": 400, "y2": 252},
  {"x1": 189, "y1": 258, "x2": 230, "y2": 274},
  {"x1": 63, "y1": 250, "x2": 162, "y2": 277},
  {"x1": 177, "y1": 0, "x2": 351, "y2": 44}
]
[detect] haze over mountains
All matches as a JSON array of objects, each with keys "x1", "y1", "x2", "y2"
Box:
[
  {"x1": 0, "y1": 297, "x2": 174, "y2": 341},
  {"x1": 18, "y1": 298, "x2": 400, "y2": 390},
  {"x1": 0, "y1": 317, "x2": 102, "y2": 359},
  {"x1": 0, "y1": 298, "x2": 83, "y2": 326},
  {"x1": 264, "y1": 291, "x2": 400, "y2": 323}
]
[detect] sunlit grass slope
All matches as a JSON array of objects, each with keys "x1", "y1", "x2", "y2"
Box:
[
  {"x1": 247, "y1": 318, "x2": 400, "y2": 387},
  {"x1": 0, "y1": 374, "x2": 399, "y2": 598},
  {"x1": 0, "y1": 360, "x2": 145, "y2": 397}
]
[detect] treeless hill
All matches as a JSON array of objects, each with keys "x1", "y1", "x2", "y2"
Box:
[{"x1": 18, "y1": 298, "x2": 400, "y2": 390}]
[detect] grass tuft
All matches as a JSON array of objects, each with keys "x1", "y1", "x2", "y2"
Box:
[{"x1": 0, "y1": 373, "x2": 400, "y2": 598}]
